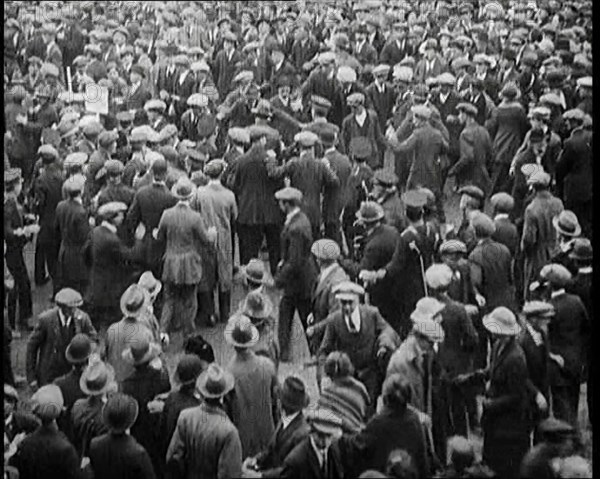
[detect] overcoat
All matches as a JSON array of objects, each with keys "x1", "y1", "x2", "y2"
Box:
[{"x1": 89, "y1": 433, "x2": 157, "y2": 479}]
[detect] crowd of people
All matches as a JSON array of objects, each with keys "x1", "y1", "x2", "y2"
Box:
[{"x1": 3, "y1": 0, "x2": 593, "y2": 478}]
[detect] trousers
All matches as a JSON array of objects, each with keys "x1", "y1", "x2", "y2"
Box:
[
  {"x1": 161, "y1": 283, "x2": 197, "y2": 335},
  {"x1": 237, "y1": 223, "x2": 281, "y2": 277},
  {"x1": 5, "y1": 248, "x2": 32, "y2": 330},
  {"x1": 278, "y1": 294, "x2": 311, "y2": 362}
]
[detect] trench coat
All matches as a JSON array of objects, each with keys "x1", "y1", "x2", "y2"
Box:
[
  {"x1": 227, "y1": 350, "x2": 280, "y2": 458},
  {"x1": 191, "y1": 181, "x2": 238, "y2": 291},
  {"x1": 54, "y1": 198, "x2": 91, "y2": 291}
]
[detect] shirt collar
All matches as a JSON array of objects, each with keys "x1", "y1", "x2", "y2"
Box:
[
  {"x1": 494, "y1": 213, "x2": 509, "y2": 220},
  {"x1": 345, "y1": 305, "x2": 361, "y2": 333},
  {"x1": 324, "y1": 146, "x2": 336, "y2": 154},
  {"x1": 551, "y1": 289, "x2": 566, "y2": 298},
  {"x1": 58, "y1": 308, "x2": 71, "y2": 328},
  {"x1": 525, "y1": 322, "x2": 544, "y2": 346},
  {"x1": 355, "y1": 109, "x2": 367, "y2": 125},
  {"x1": 281, "y1": 411, "x2": 300, "y2": 430},
  {"x1": 285, "y1": 207, "x2": 301, "y2": 225},
  {"x1": 579, "y1": 266, "x2": 592, "y2": 274},
  {"x1": 310, "y1": 436, "x2": 328, "y2": 467},
  {"x1": 319, "y1": 262, "x2": 338, "y2": 281},
  {"x1": 101, "y1": 220, "x2": 117, "y2": 234}
]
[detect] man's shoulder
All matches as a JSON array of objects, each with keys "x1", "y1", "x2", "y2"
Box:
[{"x1": 38, "y1": 307, "x2": 59, "y2": 323}]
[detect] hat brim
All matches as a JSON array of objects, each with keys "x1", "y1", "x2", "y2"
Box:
[
  {"x1": 79, "y1": 366, "x2": 116, "y2": 396},
  {"x1": 242, "y1": 297, "x2": 274, "y2": 320},
  {"x1": 281, "y1": 390, "x2": 310, "y2": 412},
  {"x1": 65, "y1": 346, "x2": 91, "y2": 364},
  {"x1": 244, "y1": 272, "x2": 266, "y2": 286},
  {"x1": 196, "y1": 369, "x2": 235, "y2": 399},
  {"x1": 335, "y1": 292, "x2": 361, "y2": 301},
  {"x1": 122, "y1": 343, "x2": 162, "y2": 366},
  {"x1": 482, "y1": 315, "x2": 522, "y2": 336},
  {"x1": 310, "y1": 420, "x2": 343, "y2": 436},
  {"x1": 355, "y1": 212, "x2": 385, "y2": 223},
  {"x1": 224, "y1": 323, "x2": 260, "y2": 348},
  {"x1": 552, "y1": 216, "x2": 581, "y2": 237}
]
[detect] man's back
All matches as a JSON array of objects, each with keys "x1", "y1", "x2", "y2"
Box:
[{"x1": 89, "y1": 433, "x2": 156, "y2": 479}]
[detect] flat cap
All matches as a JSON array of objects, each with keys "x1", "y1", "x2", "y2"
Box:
[
  {"x1": 425, "y1": 263, "x2": 454, "y2": 290},
  {"x1": 173, "y1": 54, "x2": 190, "y2": 67},
  {"x1": 392, "y1": 65, "x2": 413, "y2": 82},
  {"x1": 527, "y1": 170, "x2": 551, "y2": 187},
  {"x1": 332, "y1": 281, "x2": 365, "y2": 300},
  {"x1": 456, "y1": 102, "x2": 478, "y2": 116},
  {"x1": 373, "y1": 169, "x2": 398, "y2": 186},
  {"x1": 347, "y1": 92, "x2": 365, "y2": 105},
  {"x1": 500, "y1": 83, "x2": 519, "y2": 100},
  {"x1": 349, "y1": 136, "x2": 373, "y2": 159},
  {"x1": 242, "y1": 41, "x2": 261, "y2": 53},
  {"x1": 538, "y1": 417, "x2": 574, "y2": 437},
  {"x1": 522, "y1": 301, "x2": 555, "y2": 317},
  {"x1": 452, "y1": 57, "x2": 472, "y2": 70},
  {"x1": 318, "y1": 51, "x2": 336, "y2": 65},
  {"x1": 311, "y1": 239, "x2": 341, "y2": 261},
  {"x1": 97, "y1": 201, "x2": 128, "y2": 218},
  {"x1": 372, "y1": 64, "x2": 391, "y2": 76},
  {"x1": 223, "y1": 32, "x2": 237, "y2": 43},
  {"x1": 38, "y1": 144, "x2": 59, "y2": 159},
  {"x1": 64, "y1": 174, "x2": 86, "y2": 193},
  {"x1": 562, "y1": 108, "x2": 586, "y2": 121},
  {"x1": 204, "y1": 159, "x2": 227, "y2": 178},
  {"x1": 529, "y1": 106, "x2": 552, "y2": 120},
  {"x1": 130, "y1": 126, "x2": 148, "y2": 143},
  {"x1": 275, "y1": 187, "x2": 303, "y2": 202},
  {"x1": 458, "y1": 185, "x2": 484, "y2": 202},
  {"x1": 311, "y1": 95, "x2": 332, "y2": 110},
  {"x1": 187, "y1": 93, "x2": 209, "y2": 107},
  {"x1": 576, "y1": 76, "x2": 592, "y2": 88},
  {"x1": 539, "y1": 93, "x2": 563, "y2": 107},
  {"x1": 470, "y1": 212, "x2": 496, "y2": 237},
  {"x1": 228, "y1": 127, "x2": 250, "y2": 144},
  {"x1": 113, "y1": 26, "x2": 129, "y2": 38},
  {"x1": 411, "y1": 105, "x2": 431, "y2": 120},
  {"x1": 159, "y1": 124, "x2": 178, "y2": 141},
  {"x1": 404, "y1": 189, "x2": 428, "y2": 209},
  {"x1": 437, "y1": 72, "x2": 456, "y2": 86},
  {"x1": 337, "y1": 66, "x2": 357, "y2": 83},
  {"x1": 473, "y1": 53, "x2": 492, "y2": 65},
  {"x1": 520, "y1": 51, "x2": 538, "y2": 66},
  {"x1": 130, "y1": 64, "x2": 146, "y2": 78},
  {"x1": 569, "y1": 238, "x2": 592, "y2": 262},
  {"x1": 540, "y1": 263, "x2": 572, "y2": 286},
  {"x1": 490, "y1": 192, "x2": 515, "y2": 212},
  {"x1": 40, "y1": 62, "x2": 59, "y2": 78},
  {"x1": 55, "y1": 288, "x2": 84, "y2": 307},
  {"x1": 105, "y1": 159, "x2": 125, "y2": 176},
  {"x1": 98, "y1": 130, "x2": 119, "y2": 147},
  {"x1": 144, "y1": 99, "x2": 167, "y2": 112},
  {"x1": 294, "y1": 131, "x2": 319, "y2": 148},
  {"x1": 247, "y1": 124, "x2": 279, "y2": 141},
  {"x1": 191, "y1": 60, "x2": 210, "y2": 73},
  {"x1": 439, "y1": 239, "x2": 467, "y2": 255},
  {"x1": 64, "y1": 152, "x2": 88, "y2": 168},
  {"x1": 232, "y1": 70, "x2": 254, "y2": 84}
]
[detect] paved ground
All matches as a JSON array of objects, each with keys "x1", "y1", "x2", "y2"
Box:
[{"x1": 9, "y1": 177, "x2": 591, "y2": 462}]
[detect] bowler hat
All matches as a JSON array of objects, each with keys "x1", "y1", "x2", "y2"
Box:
[
  {"x1": 569, "y1": 238, "x2": 592, "y2": 262},
  {"x1": 280, "y1": 376, "x2": 310, "y2": 412},
  {"x1": 122, "y1": 337, "x2": 161, "y2": 366},
  {"x1": 196, "y1": 363, "x2": 235, "y2": 399},
  {"x1": 65, "y1": 334, "x2": 93, "y2": 364},
  {"x1": 553, "y1": 210, "x2": 581, "y2": 237},
  {"x1": 224, "y1": 315, "x2": 260, "y2": 348},
  {"x1": 356, "y1": 201, "x2": 384, "y2": 223},
  {"x1": 483, "y1": 306, "x2": 521, "y2": 336},
  {"x1": 102, "y1": 393, "x2": 139, "y2": 433}
]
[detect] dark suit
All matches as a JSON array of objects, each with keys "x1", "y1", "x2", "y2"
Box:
[
  {"x1": 173, "y1": 69, "x2": 199, "y2": 117},
  {"x1": 379, "y1": 39, "x2": 413, "y2": 66},
  {"x1": 492, "y1": 215, "x2": 519, "y2": 256},
  {"x1": 212, "y1": 48, "x2": 243, "y2": 98},
  {"x1": 126, "y1": 182, "x2": 177, "y2": 275},
  {"x1": 258, "y1": 413, "x2": 311, "y2": 478},
  {"x1": 365, "y1": 81, "x2": 396, "y2": 130},
  {"x1": 9, "y1": 424, "x2": 81, "y2": 479},
  {"x1": 275, "y1": 210, "x2": 317, "y2": 361},
  {"x1": 123, "y1": 82, "x2": 152, "y2": 111},
  {"x1": 548, "y1": 292, "x2": 589, "y2": 427},
  {"x1": 278, "y1": 437, "x2": 344, "y2": 479},
  {"x1": 54, "y1": 368, "x2": 86, "y2": 442},
  {"x1": 89, "y1": 432, "x2": 156, "y2": 479},
  {"x1": 4, "y1": 411, "x2": 40, "y2": 443},
  {"x1": 290, "y1": 38, "x2": 319, "y2": 72},
  {"x1": 159, "y1": 388, "x2": 201, "y2": 461},
  {"x1": 26, "y1": 308, "x2": 97, "y2": 385},
  {"x1": 230, "y1": 143, "x2": 284, "y2": 274},
  {"x1": 353, "y1": 41, "x2": 378, "y2": 66},
  {"x1": 322, "y1": 148, "x2": 352, "y2": 244}
]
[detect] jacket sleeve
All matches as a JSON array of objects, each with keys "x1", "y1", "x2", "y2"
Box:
[
  {"x1": 317, "y1": 321, "x2": 337, "y2": 360},
  {"x1": 26, "y1": 318, "x2": 47, "y2": 383},
  {"x1": 520, "y1": 206, "x2": 538, "y2": 253},
  {"x1": 384, "y1": 234, "x2": 407, "y2": 279},
  {"x1": 274, "y1": 229, "x2": 304, "y2": 289},
  {"x1": 449, "y1": 130, "x2": 474, "y2": 176},
  {"x1": 80, "y1": 315, "x2": 99, "y2": 345},
  {"x1": 165, "y1": 415, "x2": 186, "y2": 479},
  {"x1": 373, "y1": 309, "x2": 400, "y2": 351},
  {"x1": 218, "y1": 429, "x2": 243, "y2": 479},
  {"x1": 485, "y1": 353, "x2": 529, "y2": 414}
]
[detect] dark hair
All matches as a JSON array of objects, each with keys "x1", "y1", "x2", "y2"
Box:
[
  {"x1": 183, "y1": 333, "x2": 216, "y2": 364},
  {"x1": 405, "y1": 206, "x2": 423, "y2": 223},
  {"x1": 324, "y1": 351, "x2": 355, "y2": 379},
  {"x1": 382, "y1": 374, "x2": 410, "y2": 413}
]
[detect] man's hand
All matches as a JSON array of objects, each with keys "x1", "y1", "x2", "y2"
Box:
[
  {"x1": 475, "y1": 294, "x2": 486, "y2": 308},
  {"x1": 306, "y1": 326, "x2": 315, "y2": 338},
  {"x1": 207, "y1": 226, "x2": 217, "y2": 243},
  {"x1": 307, "y1": 313, "x2": 315, "y2": 326},
  {"x1": 152, "y1": 228, "x2": 159, "y2": 240},
  {"x1": 160, "y1": 332, "x2": 170, "y2": 347},
  {"x1": 535, "y1": 392, "x2": 548, "y2": 412},
  {"x1": 376, "y1": 347, "x2": 387, "y2": 359},
  {"x1": 358, "y1": 270, "x2": 376, "y2": 284},
  {"x1": 147, "y1": 399, "x2": 164, "y2": 414},
  {"x1": 29, "y1": 380, "x2": 38, "y2": 392},
  {"x1": 550, "y1": 353, "x2": 564, "y2": 368},
  {"x1": 134, "y1": 223, "x2": 146, "y2": 241}
]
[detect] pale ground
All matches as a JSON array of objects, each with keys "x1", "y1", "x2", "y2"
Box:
[{"x1": 10, "y1": 176, "x2": 592, "y2": 463}]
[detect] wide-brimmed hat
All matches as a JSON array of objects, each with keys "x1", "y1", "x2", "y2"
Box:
[
  {"x1": 569, "y1": 238, "x2": 592, "y2": 262},
  {"x1": 224, "y1": 315, "x2": 260, "y2": 348},
  {"x1": 80, "y1": 361, "x2": 116, "y2": 396},
  {"x1": 65, "y1": 333, "x2": 93, "y2": 364},
  {"x1": 483, "y1": 306, "x2": 521, "y2": 336},
  {"x1": 243, "y1": 259, "x2": 266, "y2": 286},
  {"x1": 138, "y1": 271, "x2": 162, "y2": 299},
  {"x1": 102, "y1": 393, "x2": 139, "y2": 433},
  {"x1": 176, "y1": 354, "x2": 205, "y2": 386},
  {"x1": 196, "y1": 363, "x2": 235, "y2": 399},
  {"x1": 356, "y1": 201, "x2": 385, "y2": 223},
  {"x1": 552, "y1": 210, "x2": 581, "y2": 237},
  {"x1": 122, "y1": 337, "x2": 161, "y2": 366},
  {"x1": 31, "y1": 385, "x2": 64, "y2": 421},
  {"x1": 119, "y1": 284, "x2": 147, "y2": 319},
  {"x1": 241, "y1": 291, "x2": 273, "y2": 320},
  {"x1": 280, "y1": 376, "x2": 310, "y2": 412},
  {"x1": 171, "y1": 177, "x2": 196, "y2": 201}
]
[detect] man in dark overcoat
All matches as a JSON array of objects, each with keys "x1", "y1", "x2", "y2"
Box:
[{"x1": 26, "y1": 288, "x2": 97, "y2": 388}]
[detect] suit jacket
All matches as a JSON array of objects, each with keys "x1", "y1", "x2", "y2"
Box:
[
  {"x1": 322, "y1": 149, "x2": 352, "y2": 224},
  {"x1": 312, "y1": 264, "x2": 348, "y2": 323},
  {"x1": 258, "y1": 413, "x2": 311, "y2": 477},
  {"x1": 555, "y1": 129, "x2": 593, "y2": 205},
  {"x1": 414, "y1": 56, "x2": 446, "y2": 84},
  {"x1": 290, "y1": 37, "x2": 320, "y2": 71},
  {"x1": 379, "y1": 39, "x2": 414, "y2": 66},
  {"x1": 230, "y1": 144, "x2": 283, "y2": 225},
  {"x1": 159, "y1": 388, "x2": 202, "y2": 460},
  {"x1": 4, "y1": 411, "x2": 40, "y2": 443},
  {"x1": 166, "y1": 402, "x2": 242, "y2": 479},
  {"x1": 518, "y1": 325, "x2": 550, "y2": 399},
  {"x1": 157, "y1": 203, "x2": 211, "y2": 285},
  {"x1": 123, "y1": 83, "x2": 152, "y2": 111},
  {"x1": 54, "y1": 368, "x2": 86, "y2": 441},
  {"x1": 353, "y1": 41, "x2": 378, "y2": 66},
  {"x1": 492, "y1": 216, "x2": 519, "y2": 256},
  {"x1": 84, "y1": 224, "x2": 136, "y2": 308},
  {"x1": 365, "y1": 81, "x2": 397, "y2": 130},
  {"x1": 485, "y1": 101, "x2": 529, "y2": 166},
  {"x1": 33, "y1": 165, "x2": 63, "y2": 242},
  {"x1": 9, "y1": 425, "x2": 81, "y2": 479},
  {"x1": 212, "y1": 49, "x2": 244, "y2": 98},
  {"x1": 126, "y1": 182, "x2": 177, "y2": 269},
  {"x1": 55, "y1": 198, "x2": 90, "y2": 288},
  {"x1": 278, "y1": 437, "x2": 344, "y2": 479},
  {"x1": 275, "y1": 210, "x2": 318, "y2": 298},
  {"x1": 26, "y1": 308, "x2": 97, "y2": 385},
  {"x1": 89, "y1": 433, "x2": 156, "y2": 479}
]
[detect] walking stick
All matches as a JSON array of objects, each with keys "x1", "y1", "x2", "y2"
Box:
[{"x1": 409, "y1": 241, "x2": 429, "y2": 297}]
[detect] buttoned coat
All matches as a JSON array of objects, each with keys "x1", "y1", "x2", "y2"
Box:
[
  {"x1": 126, "y1": 182, "x2": 177, "y2": 271},
  {"x1": 258, "y1": 412, "x2": 311, "y2": 477},
  {"x1": 54, "y1": 198, "x2": 90, "y2": 291},
  {"x1": 312, "y1": 263, "x2": 348, "y2": 324},
  {"x1": 274, "y1": 210, "x2": 318, "y2": 298},
  {"x1": 26, "y1": 307, "x2": 97, "y2": 385},
  {"x1": 157, "y1": 202, "x2": 212, "y2": 285},
  {"x1": 191, "y1": 182, "x2": 238, "y2": 291},
  {"x1": 89, "y1": 433, "x2": 156, "y2": 479},
  {"x1": 212, "y1": 48, "x2": 244, "y2": 98},
  {"x1": 159, "y1": 387, "x2": 202, "y2": 460},
  {"x1": 166, "y1": 402, "x2": 243, "y2": 479},
  {"x1": 278, "y1": 437, "x2": 344, "y2": 479},
  {"x1": 230, "y1": 143, "x2": 284, "y2": 225},
  {"x1": 123, "y1": 82, "x2": 152, "y2": 112},
  {"x1": 227, "y1": 350, "x2": 280, "y2": 458},
  {"x1": 84, "y1": 224, "x2": 136, "y2": 308}
]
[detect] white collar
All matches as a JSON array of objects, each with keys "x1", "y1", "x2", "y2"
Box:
[
  {"x1": 274, "y1": 60, "x2": 284, "y2": 71},
  {"x1": 58, "y1": 308, "x2": 71, "y2": 328},
  {"x1": 494, "y1": 213, "x2": 509, "y2": 220},
  {"x1": 285, "y1": 207, "x2": 301, "y2": 225},
  {"x1": 344, "y1": 306, "x2": 361, "y2": 333},
  {"x1": 354, "y1": 109, "x2": 367, "y2": 126},
  {"x1": 101, "y1": 221, "x2": 117, "y2": 234},
  {"x1": 324, "y1": 146, "x2": 336, "y2": 154},
  {"x1": 525, "y1": 322, "x2": 544, "y2": 347},
  {"x1": 310, "y1": 437, "x2": 328, "y2": 467},
  {"x1": 357, "y1": 39, "x2": 366, "y2": 50},
  {"x1": 579, "y1": 266, "x2": 592, "y2": 274},
  {"x1": 278, "y1": 94, "x2": 289, "y2": 105},
  {"x1": 281, "y1": 411, "x2": 300, "y2": 430},
  {"x1": 551, "y1": 289, "x2": 566, "y2": 298},
  {"x1": 6, "y1": 414, "x2": 13, "y2": 427},
  {"x1": 439, "y1": 91, "x2": 450, "y2": 103},
  {"x1": 207, "y1": 179, "x2": 221, "y2": 186}
]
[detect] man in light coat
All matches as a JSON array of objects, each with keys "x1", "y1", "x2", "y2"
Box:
[
  {"x1": 192, "y1": 159, "x2": 238, "y2": 326},
  {"x1": 225, "y1": 315, "x2": 280, "y2": 458},
  {"x1": 157, "y1": 178, "x2": 216, "y2": 336},
  {"x1": 166, "y1": 363, "x2": 242, "y2": 479}
]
